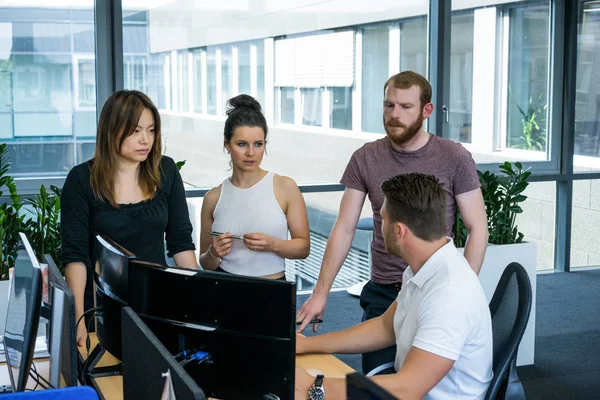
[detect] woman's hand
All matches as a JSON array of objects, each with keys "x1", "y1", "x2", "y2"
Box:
[
  {"x1": 76, "y1": 319, "x2": 88, "y2": 347},
  {"x1": 243, "y1": 233, "x2": 276, "y2": 252},
  {"x1": 210, "y1": 232, "x2": 233, "y2": 258}
]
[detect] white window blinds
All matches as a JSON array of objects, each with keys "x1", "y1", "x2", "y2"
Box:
[{"x1": 275, "y1": 30, "x2": 355, "y2": 88}]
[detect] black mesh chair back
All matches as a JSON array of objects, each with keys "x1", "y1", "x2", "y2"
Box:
[{"x1": 485, "y1": 262, "x2": 532, "y2": 400}]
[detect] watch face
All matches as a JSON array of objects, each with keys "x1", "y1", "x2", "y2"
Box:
[{"x1": 308, "y1": 386, "x2": 325, "y2": 400}]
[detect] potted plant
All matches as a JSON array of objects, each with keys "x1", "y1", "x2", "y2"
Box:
[
  {"x1": 25, "y1": 184, "x2": 62, "y2": 270},
  {"x1": 455, "y1": 161, "x2": 537, "y2": 366}
]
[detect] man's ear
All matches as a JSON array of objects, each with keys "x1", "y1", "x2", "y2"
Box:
[
  {"x1": 395, "y1": 221, "x2": 408, "y2": 241},
  {"x1": 422, "y1": 102, "x2": 434, "y2": 119}
]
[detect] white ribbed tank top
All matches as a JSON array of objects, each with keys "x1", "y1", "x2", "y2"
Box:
[{"x1": 212, "y1": 171, "x2": 288, "y2": 276}]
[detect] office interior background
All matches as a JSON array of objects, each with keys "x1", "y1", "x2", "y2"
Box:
[{"x1": 0, "y1": 0, "x2": 599, "y2": 291}]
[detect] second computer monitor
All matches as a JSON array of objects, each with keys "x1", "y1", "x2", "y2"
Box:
[
  {"x1": 121, "y1": 307, "x2": 205, "y2": 400},
  {"x1": 45, "y1": 255, "x2": 77, "y2": 388},
  {"x1": 2, "y1": 232, "x2": 43, "y2": 392}
]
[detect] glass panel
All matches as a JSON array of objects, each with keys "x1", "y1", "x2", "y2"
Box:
[
  {"x1": 361, "y1": 24, "x2": 389, "y2": 134},
  {"x1": 574, "y1": 2, "x2": 600, "y2": 172},
  {"x1": 192, "y1": 49, "x2": 203, "y2": 113},
  {"x1": 77, "y1": 59, "x2": 96, "y2": 108},
  {"x1": 449, "y1": 12, "x2": 474, "y2": 143},
  {"x1": 73, "y1": 23, "x2": 95, "y2": 53},
  {"x1": 206, "y1": 47, "x2": 217, "y2": 115},
  {"x1": 238, "y1": 42, "x2": 251, "y2": 96},
  {"x1": 506, "y1": 5, "x2": 550, "y2": 153},
  {"x1": 450, "y1": 1, "x2": 551, "y2": 164},
  {"x1": 221, "y1": 45, "x2": 233, "y2": 114},
  {"x1": 301, "y1": 88, "x2": 322, "y2": 127},
  {"x1": 279, "y1": 87, "x2": 294, "y2": 124},
  {"x1": 0, "y1": 2, "x2": 96, "y2": 176},
  {"x1": 330, "y1": 87, "x2": 352, "y2": 130},
  {"x1": 12, "y1": 22, "x2": 71, "y2": 53},
  {"x1": 178, "y1": 50, "x2": 189, "y2": 113},
  {"x1": 570, "y1": 179, "x2": 600, "y2": 268},
  {"x1": 515, "y1": 181, "x2": 556, "y2": 271},
  {"x1": 256, "y1": 40, "x2": 265, "y2": 107},
  {"x1": 399, "y1": 17, "x2": 427, "y2": 76},
  {"x1": 287, "y1": 192, "x2": 373, "y2": 291}
]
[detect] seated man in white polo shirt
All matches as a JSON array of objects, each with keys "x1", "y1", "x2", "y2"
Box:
[{"x1": 295, "y1": 173, "x2": 493, "y2": 400}]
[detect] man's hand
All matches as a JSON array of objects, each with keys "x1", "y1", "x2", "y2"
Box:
[
  {"x1": 296, "y1": 291, "x2": 327, "y2": 333},
  {"x1": 295, "y1": 367, "x2": 313, "y2": 400}
]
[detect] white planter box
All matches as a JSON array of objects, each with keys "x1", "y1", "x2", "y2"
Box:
[{"x1": 460, "y1": 242, "x2": 537, "y2": 366}]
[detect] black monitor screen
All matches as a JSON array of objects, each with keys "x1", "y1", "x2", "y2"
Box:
[
  {"x1": 346, "y1": 372, "x2": 398, "y2": 399},
  {"x1": 94, "y1": 234, "x2": 135, "y2": 303},
  {"x1": 2, "y1": 232, "x2": 42, "y2": 392},
  {"x1": 45, "y1": 255, "x2": 77, "y2": 388},
  {"x1": 127, "y1": 261, "x2": 296, "y2": 399},
  {"x1": 122, "y1": 307, "x2": 205, "y2": 400}
]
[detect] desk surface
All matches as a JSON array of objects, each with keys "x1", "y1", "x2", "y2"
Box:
[{"x1": 2, "y1": 333, "x2": 354, "y2": 399}]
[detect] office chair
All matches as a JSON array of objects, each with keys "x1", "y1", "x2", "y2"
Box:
[{"x1": 485, "y1": 262, "x2": 532, "y2": 400}]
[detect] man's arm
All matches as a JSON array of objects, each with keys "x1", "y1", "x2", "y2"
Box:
[
  {"x1": 296, "y1": 188, "x2": 367, "y2": 332},
  {"x1": 297, "y1": 302, "x2": 397, "y2": 355},
  {"x1": 456, "y1": 188, "x2": 489, "y2": 274},
  {"x1": 296, "y1": 346, "x2": 453, "y2": 400}
]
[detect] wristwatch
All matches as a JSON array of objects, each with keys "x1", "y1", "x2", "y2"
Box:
[{"x1": 308, "y1": 374, "x2": 325, "y2": 400}]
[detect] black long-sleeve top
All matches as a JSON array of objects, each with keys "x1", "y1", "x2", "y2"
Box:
[{"x1": 61, "y1": 155, "x2": 195, "y2": 280}]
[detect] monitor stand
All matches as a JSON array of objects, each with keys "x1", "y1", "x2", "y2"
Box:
[{"x1": 78, "y1": 342, "x2": 122, "y2": 385}]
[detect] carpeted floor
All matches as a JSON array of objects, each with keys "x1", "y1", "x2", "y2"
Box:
[{"x1": 297, "y1": 269, "x2": 600, "y2": 400}]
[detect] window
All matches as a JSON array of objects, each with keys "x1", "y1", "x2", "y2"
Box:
[
  {"x1": 238, "y1": 41, "x2": 251, "y2": 96},
  {"x1": 192, "y1": 49, "x2": 204, "y2": 114},
  {"x1": 400, "y1": 17, "x2": 427, "y2": 76},
  {"x1": 449, "y1": 12, "x2": 474, "y2": 144},
  {"x1": 279, "y1": 87, "x2": 295, "y2": 124},
  {"x1": 361, "y1": 24, "x2": 389, "y2": 134},
  {"x1": 206, "y1": 47, "x2": 217, "y2": 115},
  {"x1": 221, "y1": 45, "x2": 233, "y2": 114},
  {"x1": 330, "y1": 87, "x2": 352, "y2": 130},
  {"x1": 574, "y1": 2, "x2": 600, "y2": 171},
  {"x1": 449, "y1": 1, "x2": 551, "y2": 164},
  {"x1": 301, "y1": 88, "x2": 322, "y2": 127},
  {"x1": 0, "y1": 4, "x2": 97, "y2": 176}
]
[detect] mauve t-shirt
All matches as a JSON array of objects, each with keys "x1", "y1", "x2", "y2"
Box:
[{"x1": 340, "y1": 134, "x2": 480, "y2": 284}]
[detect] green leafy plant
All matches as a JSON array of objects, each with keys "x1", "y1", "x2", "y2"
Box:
[
  {"x1": 454, "y1": 161, "x2": 531, "y2": 247},
  {"x1": 26, "y1": 184, "x2": 62, "y2": 271},
  {"x1": 0, "y1": 143, "x2": 27, "y2": 280},
  {"x1": 509, "y1": 87, "x2": 548, "y2": 152}
]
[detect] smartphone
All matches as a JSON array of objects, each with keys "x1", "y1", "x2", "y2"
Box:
[
  {"x1": 296, "y1": 318, "x2": 324, "y2": 325},
  {"x1": 209, "y1": 231, "x2": 244, "y2": 240}
]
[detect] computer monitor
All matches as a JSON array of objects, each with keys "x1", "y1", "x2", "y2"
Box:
[
  {"x1": 346, "y1": 372, "x2": 398, "y2": 399},
  {"x1": 93, "y1": 234, "x2": 136, "y2": 360},
  {"x1": 127, "y1": 260, "x2": 296, "y2": 399},
  {"x1": 45, "y1": 254, "x2": 77, "y2": 388},
  {"x1": 2, "y1": 232, "x2": 43, "y2": 392},
  {"x1": 94, "y1": 234, "x2": 136, "y2": 303},
  {"x1": 121, "y1": 307, "x2": 205, "y2": 400}
]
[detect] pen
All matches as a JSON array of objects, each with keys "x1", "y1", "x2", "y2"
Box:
[{"x1": 209, "y1": 231, "x2": 244, "y2": 240}]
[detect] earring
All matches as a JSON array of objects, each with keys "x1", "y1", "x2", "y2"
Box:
[{"x1": 227, "y1": 150, "x2": 230, "y2": 154}]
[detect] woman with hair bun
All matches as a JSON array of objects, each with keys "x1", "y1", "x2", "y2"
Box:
[{"x1": 199, "y1": 94, "x2": 310, "y2": 279}]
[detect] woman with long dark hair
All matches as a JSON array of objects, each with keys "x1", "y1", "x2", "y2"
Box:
[{"x1": 61, "y1": 90, "x2": 196, "y2": 346}]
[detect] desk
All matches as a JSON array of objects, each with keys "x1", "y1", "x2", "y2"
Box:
[
  {"x1": 2, "y1": 334, "x2": 353, "y2": 399},
  {"x1": 0, "y1": 358, "x2": 50, "y2": 391},
  {"x1": 82, "y1": 334, "x2": 353, "y2": 400}
]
